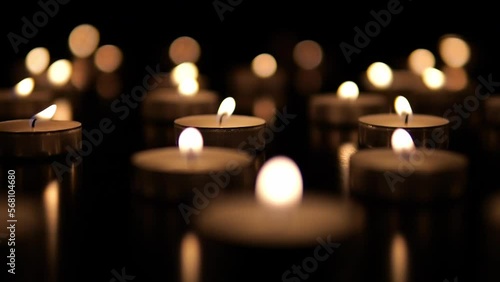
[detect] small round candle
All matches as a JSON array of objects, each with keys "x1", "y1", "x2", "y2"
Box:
[
  {"x1": 173, "y1": 97, "x2": 267, "y2": 150},
  {"x1": 350, "y1": 129, "x2": 468, "y2": 202},
  {"x1": 0, "y1": 105, "x2": 81, "y2": 158},
  {"x1": 358, "y1": 95, "x2": 450, "y2": 149},
  {"x1": 131, "y1": 127, "x2": 256, "y2": 202},
  {"x1": 309, "y1": 81, "x2": 388, "y2": 127},
  {"x1": 193, "y1": 156, "x2": 365, "y2": 281}
]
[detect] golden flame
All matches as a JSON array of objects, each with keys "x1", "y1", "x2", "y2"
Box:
[
  {"x1": 255, "y1": 156, "x2": 303, "y2": 208},
  {"x1": 391, "y1": 128, "x2": 415, "y2": 156},
  {"x1": 25, "y1": 47, "x2": 50, "y2": 75},
  {"x1": 337, "y1": 81, "x2": 359, "y2": 100},
  {"x1": 178, "y1": 127, "x2": 203, "y2": 158},
  {"x1": 217, "y1": 97, "x2": 236, "y2": 121},
  {"x1": 367, "y1": 62, "x2": 393, "y2": 89},
  {"x1": 14, "y1": 77, "x2": 35, "y2": 97},
  {"x1": 34, "y1": 104, "x2": 57, "y2": 120},
  {"x1": 178, "y1": 78, "x2": 199, "y2": 96},
  {"x1": 394, "y1": 96, "x2": 413, "y2": 118},
  {"x1": 251, "y1": 53, "x2": 277, "y2": 78},
  {"x1": 171, "y1": 62, "x2": 199, "y2": 86}
]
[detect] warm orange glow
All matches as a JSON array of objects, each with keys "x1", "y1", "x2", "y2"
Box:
[
  {"x1": 422, "y1": 67, "x2": 445, "y2": 90},
  {"x1": 25, "y1": 47, "x2": 50, "y2": 75},
  {"x1": 394, "y1": 96, "x2": 412, "y2": 117},
  {"x1": 255, "y1": 156, "x2": 303, "y2": 208},
  {"x1": 251, "y1": 53, "x2": 277, "y2": 78},
  {"x1": 47, "y1": 59, "x2": 73, "y2": 87},
  {"x1": 68, "y1": 24, "x2": 100, "y2": 58},
  {"x1": 14, "y1": 77, "x2": 35, "y2": 97},
  {"x1": 443, "y1": 66, "x2": 468, "y2": 91},
  {"x1": 252, "y1": 96, "x2": 276, "y2": 122},
  {"x1": 171, "y1": 62, "x2": 199, "y2": 86},
  {"x1": 217, "y1": 97, "x2": 236, "y2": 121},
  {"x1": 390, "y1": 233, "x2": 409, "y2": 282},
  {"x1": 33, "y1": 104, "x2": 57, "y2": 120},
  {"x1": 293, "y1": 40, "x2": 323, "y2": 70},
  {"x1": 178, "y1": 127, "x2": 203, "y2": 158},
  {"x1": 337, "y1": 81, "x2": 359, "y2": 100},
  {"x1": 52, "y1": 98, "x2": 73, "y2": 121},
  {"x1": 367, "y1": 62, "x2": 393, "y2": 89},
  {"x1": 439, "y1": 34, "x2": 470, "y2": 68},
  {"x1": 169, "y1": 36, "x2": 201, "y2": 65},
  {"x1": 408, "y1": 49, "x2": 435, "y2": 75},
  {"x1": 180, "y1": 232, "x2": 201, "y2": 282},
  {"x1": 94, "y1": 44, "x2": 123, "y2": 73}
]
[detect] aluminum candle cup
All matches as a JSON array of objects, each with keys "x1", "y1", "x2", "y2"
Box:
[
  {"x1": 131, "y1": 147, "x2": 256, "y2": 202},
  {"x1": 349, "y1": 148, "x2": 468, "y2": 202},
  {"x1": 0, "y1": 119, "x2": 82, "y2": 158},
  {"x1": 141, "y1": 88, "x2": 219, "y2": 147},
  {"x1": 358, "y1": 114, "x2": 450, "y2": 149}
]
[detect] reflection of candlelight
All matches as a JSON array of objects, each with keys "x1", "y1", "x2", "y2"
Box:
[
  {"x1": 366, "y1": 62, "x2": 393, "y2": 90},
  {"x1": 44, "y1": 180, "x2": 60, "y2": 282},
  {"x1": 391, "y1": 233, "x2": 408, "y2": 282},
  {"x1": 338, "y1": 142, "x2": 357, "y2": 197},
  {"x1": 180, "y1": 232, "x2": 201, "y2": 282}
]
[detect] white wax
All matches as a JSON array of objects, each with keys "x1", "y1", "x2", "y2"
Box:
[
  {"x1": 309, "y1": 93, "x2": 388, "y2": 125},
  {"x1": 359, "y1": 113, "x2": 449, "y2": 128},
  {"x1": 142, "y1": 88, "x2": 219, "y2": 121},
  {"x1": 349, "y1": 148, "x2": 468, "y2": 201},
  {"x1": 0, "y1": 119, "x2": 82, "y2": 157},
  {"x1": 175, "y1": 114, "x2": 265, "y2": 129},
  {"x1": 194, "y1": 194, "x2": 365, "y2": 247}
]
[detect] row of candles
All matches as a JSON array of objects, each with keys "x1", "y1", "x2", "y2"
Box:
[{"x1": 1, "y1": 26, "x2": 500, "y2": 281}]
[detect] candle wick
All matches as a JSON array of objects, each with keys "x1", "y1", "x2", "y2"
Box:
[
  {"x1": 30, "y1": 118, "x2": 37, "y2": 128},
  {"x1": 404, "y1": 114, "x2": 409, "y2": 125},
  {"x1": 219, "y1": 113, "x2": 227, "y2": 126}
]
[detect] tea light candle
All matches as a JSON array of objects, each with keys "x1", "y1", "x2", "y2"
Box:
[
  {"x1": 131, "y1": 127, "x2": 256, "y2": 202},
  {"x1": 174, "y1": 97, "x2": 267, "y2": 150},
  {"x1": 0, "y1": 105, "x2": 82, "y2": 158},
  {"x1": 358, "y1": 95, "x2": 450, "y2": 149},
  {"x1": 349, "y1": 128, "x2": 468, "y2": 202},
  {"x1": 0, "y1": 77, "x2": 54, "y2": 121},
  {"x1": 194, "y1": 156, "x2": 365, "y2": 281},
  {"x1": 309, "y1": 81, "x2": 388, "y2": 127}
]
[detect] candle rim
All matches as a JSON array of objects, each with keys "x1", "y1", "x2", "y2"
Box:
[
  {"x1": 0, "y1": 119, "x2": 81, "y2": 133},
  {"x1": 175, "y1": 114, "x2": 266, "y2": 128},
  {"x1": 359, "y1": 113, "x2": 449, "y2": 128}
]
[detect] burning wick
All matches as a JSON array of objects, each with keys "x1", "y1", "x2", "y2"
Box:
[
  {"x1": 30, "y1": 118, "x2": 37, "y2": 128},
  {"x1": 404, "y1": 114, "x2": 409, "y2": 125},
  {"x1": 218, "y1": 113, "x2": 227, "y2": 126}
]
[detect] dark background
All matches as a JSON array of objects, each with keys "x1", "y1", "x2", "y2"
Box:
[{"x1": 1, "y1": 0, "x2": 500, "y2": 282}]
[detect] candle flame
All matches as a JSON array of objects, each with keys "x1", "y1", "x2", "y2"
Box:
[
  {"x1": 217, "y1": 97, "x2": 236, "y2": 124},
  {"x1": 178, "y1": 77, "x2": 199, "y2": 96},
  {"x1": 47, "y1": 59, "x2": 73, "y2": 87},
  {"x1": 439, "y1": 34, "x2": 470, "y2": 68},
  {"x1": 171, "y1": 62, "x2": 199, "y2": 86},
  {"x1": 422, "y1": 67, "x2": 446, "y2": 90},
  {"x1": 391, "y1": 128, "x2": 415, "y2": 156},
  {"x1": 14, "y1": 77, "x2": 35, "y2": 97},
  {"x1": 367, "y1": 62, "x2": 393, "y2": 89},
  {"x1": 178, "y1": 127, "x2": 203, "y2": 159},
  {"x1": 255, "y1": 156, "x2": 303, "y2": 208},
  {"x1": 337, "y1": 81, "x2": 359, "y2": 100},
  {"x1": 30, "y1": 104, "x2": 57, "y2": 128},
  {"x1": 394, "y1": 96, "x2": 413, "y2": 123},
  {"x1": 251, "y1": 53, "x2": 277, "y2": 78},
  {"x1": 25, "y1": 47, "x2": 50, "y2": 75}
]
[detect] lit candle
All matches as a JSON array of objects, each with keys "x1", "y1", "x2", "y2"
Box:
[
  {"x1": 193, "y1": 156, "x2": 365, "y2": 281},
  {"x1": 358, "y1": 95, "x2": 450, "y2": 149},
  {"x1": 309, "y1": 80, "x2": 388, "y2": 127},
  {"x1": 131, "y1": 127, "x2": 256, "y2": 202},
  {"x1": 174, "y1": 97, "x2": 266, "y2": 151},
  {"x1": 142, "y1": 62, "x2": 219, "y2": 148},
  {"x1": 349, "y1": 128, "x2": 468, "y2": 202},
  {"x1": 0, "y1": 77, "x2": 54, "y2": 121},
  {"x1": 0, "y1": 104, "x2": 82, "y2": 158}
]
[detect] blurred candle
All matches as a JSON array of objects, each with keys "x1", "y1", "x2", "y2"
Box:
[
  {"x1": 350, "y1": 128, "x2": 468, "y2": 202},
  {"x1": 358, "y1": 95, "x2": 450, "y2": 149}
]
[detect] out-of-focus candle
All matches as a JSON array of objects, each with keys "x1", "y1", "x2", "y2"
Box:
[
  {"x1": 358, "y1": 95, "x2": 450, "y2": 149},
  {"x1": 309, "y1": 80, "x2": 388, "y2": 127},
  {"x1": 131, "y1": 127, "x2": 256, "y2": 202},
  {"x1": 193, "y1": 156, "x2": 365, "y2": 281},
  {"x1": 349, "y1": 128, "x2": 468, "y2": 202},
  {"x1": 0, "y1": 104, "x2": 82, "y2": 158},
  {"x1": 0, "y1": 77, "x2": 54, "y2": 121}
]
